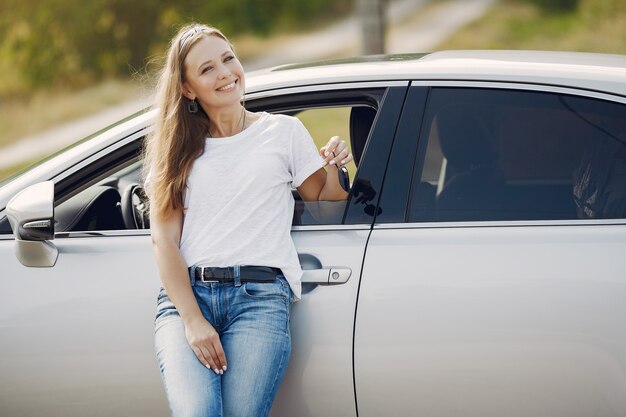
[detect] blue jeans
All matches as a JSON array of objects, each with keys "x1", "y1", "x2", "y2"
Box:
[{"x1": 154, "y1": 274, "x2": 292, "y2": 417}]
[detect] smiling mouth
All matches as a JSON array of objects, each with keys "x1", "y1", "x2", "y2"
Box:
[{"x1": 217, "y1": 80, "x2": 237, "y2": 92}]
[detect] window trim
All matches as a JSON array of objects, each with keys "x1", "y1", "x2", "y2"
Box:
[
  {"x1": 246, "y1": 81, "x2": 408, "y2": 101},
  {"x1": 24, "y1": 223, "x2": 372, "y2": 241},
  {"x1": 374, "y1": 218, "x2": 626, "y2": 230},
  {"x1": 409, "y1": 80, "x2": 626, "y2": 105}
]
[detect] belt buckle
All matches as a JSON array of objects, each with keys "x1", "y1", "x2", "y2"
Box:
[{"x1": 198, "y1": 266, "x2": 219, "y2": 283}]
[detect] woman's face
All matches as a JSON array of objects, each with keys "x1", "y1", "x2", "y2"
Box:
[{"x1": 182, "y1": 35, "x2": 245, "y2": 111}]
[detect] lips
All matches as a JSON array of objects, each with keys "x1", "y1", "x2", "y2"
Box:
[{"x1": 217, "y1": 80, "x2": 237, "y2": 92}]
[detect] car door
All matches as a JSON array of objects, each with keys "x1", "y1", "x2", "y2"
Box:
[
  {"x1": 254, "y1": 83, "x2": 408, "y2": 417},
  {"x1": 355, "y1": 83, "x2": 626, "y2": 416},
  {"x1": 0, "y1": 130, "x2": 170, "y2": 417},
  {"x1": 0, "y1": 82, "x2": 408, "y2": 417}
]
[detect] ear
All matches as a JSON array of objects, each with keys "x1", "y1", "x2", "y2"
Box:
[{"x1": 181, "y1": 82, "x2": 195, "y2": 100}]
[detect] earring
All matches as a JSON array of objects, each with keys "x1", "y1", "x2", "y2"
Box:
[{"x1": 187, "y1": 99, "x2": 198, "y2": 114}]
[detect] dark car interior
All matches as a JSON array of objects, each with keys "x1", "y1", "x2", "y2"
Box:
[{"x1": 54, "y1": 160, "x2": 148, "y2": 233}]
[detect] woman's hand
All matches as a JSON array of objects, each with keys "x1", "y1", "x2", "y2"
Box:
[
  {"x1": 320, "y1": 136, "x2": 353, "y2": 167},
  {"x1": 298, "y1": 135, "x2": 353, "y2": 201},
  {"x1": 184, "y1": 316, "x2": 228, "y2": 375}
]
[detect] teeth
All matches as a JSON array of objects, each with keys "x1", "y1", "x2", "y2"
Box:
[{"x1": 218, "y1": 82, "x2": 235, "y2": 91}]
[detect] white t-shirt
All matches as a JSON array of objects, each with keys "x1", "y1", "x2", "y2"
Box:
[{"x1": 176, "y1": 112, "x2": 323, "y2": 300}]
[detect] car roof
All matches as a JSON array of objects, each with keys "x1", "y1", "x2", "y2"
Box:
[{"x1": 247, "y1": 50, "x2": 626, "y2": 97}]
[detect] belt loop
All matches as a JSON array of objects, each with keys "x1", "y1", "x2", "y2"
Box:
[
  {"x1": 189, "y1": 265, "x2": 197, "y2": 286},
  {"x1": 234, "y1": 265, "x2": 241, "y2": 287}
]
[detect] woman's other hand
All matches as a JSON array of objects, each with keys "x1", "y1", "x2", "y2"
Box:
[
  {"x1": 320, "y1": 136, "x2": 353, "y2": 167},
  {"x1": 185, "y1": 316, "x2": 228, "y2": 375}
]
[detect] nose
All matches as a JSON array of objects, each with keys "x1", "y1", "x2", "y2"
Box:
[{"x1": 217, "y1": 63, "x2": 231, "y2": 79}]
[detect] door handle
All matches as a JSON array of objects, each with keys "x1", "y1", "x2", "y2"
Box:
[{"x1": 301, "y1": 267, "x2": 351, "y2": 285}]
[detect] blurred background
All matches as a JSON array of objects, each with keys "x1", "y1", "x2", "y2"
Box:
[{"x1": 0, "y1": 0, "x2": 625, "y2": 180}]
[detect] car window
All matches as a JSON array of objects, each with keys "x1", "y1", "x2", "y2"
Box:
[
  {"x1": 49, "y1": 103, "x2": 376, "y2": 233},
  {"x1": 409, "y1": 88, "x2": 626, "y2": 222},
  {"x1": 54, "y1": 160, "x2": 145, "y2": 233}
]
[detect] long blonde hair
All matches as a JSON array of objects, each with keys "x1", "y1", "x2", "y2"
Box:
[{"x1": 143, "y1": 24, "x2": 235, "y2": 218}]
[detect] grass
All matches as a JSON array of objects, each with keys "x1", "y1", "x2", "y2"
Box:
[
  {"x1": 437, "y1": 0, "x2": 626, "y2": 54},
  {"x1": 0, "y1": 157, "x2": 41, "y2": 185},
  {"x1": 297, "y1": 107, "x2": 356, "y2": 178},
  {"x1": 0, "y1": 78, "x2": 145, "y2": 148}
]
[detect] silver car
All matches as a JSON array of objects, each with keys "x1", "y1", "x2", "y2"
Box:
[{"x1": 2, "y1": 50, "x2": 626, "y2": 417}]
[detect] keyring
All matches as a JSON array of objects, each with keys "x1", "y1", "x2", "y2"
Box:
[
  {"x1": 337, "y1": 164, "x2": 350, "y2": 192},
  {"x1": 328, "y1": 150, "x2": 349, "y2": 191}
]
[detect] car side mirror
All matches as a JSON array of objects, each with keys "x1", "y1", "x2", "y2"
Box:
[{"x1": 6, "y1": 181, "x2": 58, "y2": 267}]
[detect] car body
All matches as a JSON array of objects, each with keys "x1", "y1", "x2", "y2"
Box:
[{"x1": 1, "y1": 50, "x2": 626, "y2": 417}]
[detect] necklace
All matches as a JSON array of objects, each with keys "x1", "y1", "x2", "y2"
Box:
[{"x1": 208, "y1": 107, "x2": 246, "y2": 138}]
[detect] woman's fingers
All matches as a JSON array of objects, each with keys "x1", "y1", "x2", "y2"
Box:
[
  {"x1": 202, "y1": 344, "x2": 224, "y2": 375},
  {"x1": 334, "y1": 148, "x2": 353, "y2": 165},
  {"x1": 204, "y1": 333, "x2": 227, "y2": 374},
  {"x1": 203, "y1": 333, "x2": 227, "y2": 373},
  {"x1": 320, "y1": 146, "x2": 334, "y2": 165},
  {"x1": 192, "y1": 345, "x2": 218, "y2": 373},
  {"x1": 323, "y1": 136, "x2": 340, "y2": 157},
  {"x1": 185, "y1": 319, "x2": 228, "y2": 375},
  {"x1": 327, "y1": 148, "x2": 352, "y2": 166},
  {"x1": 322, "y1": 136, "x2": 352, "y2": 165},
  {"x1": 212, "y1": 338, "x2": 228, "y2": 372}
]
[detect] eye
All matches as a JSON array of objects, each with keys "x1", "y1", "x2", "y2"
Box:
[
  {"x1": 201, "y1": 66, "x2": 213, "y2": 74},
  {"x1": 224, "y1": 55, "x2": 234, "y2": 62}
]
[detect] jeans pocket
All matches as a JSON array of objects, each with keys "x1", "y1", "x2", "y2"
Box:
[{"x1": 242, "y1": 279, "x2": 288, "y2": 301}]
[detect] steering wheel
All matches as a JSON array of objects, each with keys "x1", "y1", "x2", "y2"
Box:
[{"x1": 121, "y1": 183, "x2": 150, "y2": 229}]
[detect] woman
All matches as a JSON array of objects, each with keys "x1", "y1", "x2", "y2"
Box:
[{"x1": 143, "y1": 23, "x2": 352, "y2": 417}]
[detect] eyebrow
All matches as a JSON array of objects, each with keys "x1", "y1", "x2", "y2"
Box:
[{"x1": 197, "y1": 51, "x2": 233, "y2": 72}]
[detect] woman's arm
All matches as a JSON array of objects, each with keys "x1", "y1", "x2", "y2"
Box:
[
  {"x1": 150, "y1": 208, "x2": 227, "y2": 375},
  {"x1": 297, "y1": 136, "x2": 352, "y2": 201}
]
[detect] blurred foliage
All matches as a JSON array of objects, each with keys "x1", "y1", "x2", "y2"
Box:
[{"x1": 0, "y1": 0, "x2": 352, "y2": 96}]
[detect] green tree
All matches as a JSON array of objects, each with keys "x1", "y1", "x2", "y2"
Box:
[{"x1": 0, "y1": 0, "x2": 353, "y2": 93}]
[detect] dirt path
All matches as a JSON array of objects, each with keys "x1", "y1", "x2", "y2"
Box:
[{"x1": 0, "y1": 0, "x2": 495, "y2": 170}]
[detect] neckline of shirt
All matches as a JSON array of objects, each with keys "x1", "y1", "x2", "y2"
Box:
[{"x1": 205, "y1": 111, "x2": 270, "y2": 144}]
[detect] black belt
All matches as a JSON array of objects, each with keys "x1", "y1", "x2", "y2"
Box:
[{"x1": 191, "y1": 266, "x2": 282, "y2": 283}]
